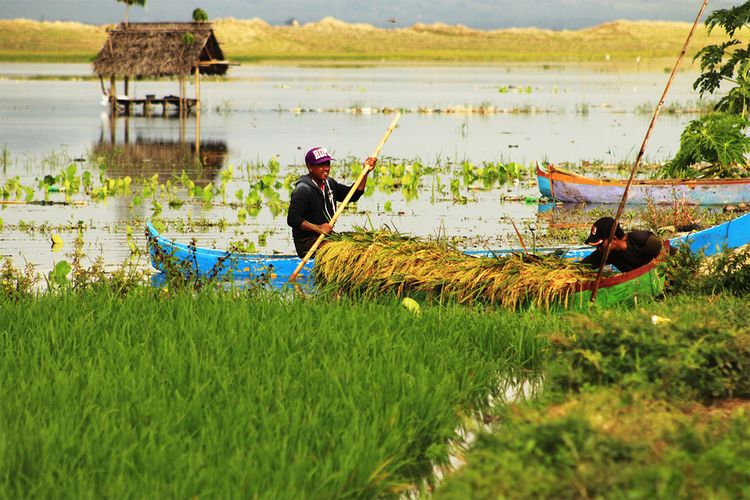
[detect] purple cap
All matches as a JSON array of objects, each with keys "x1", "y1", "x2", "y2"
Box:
[{"x1": 305, "y1": 147, "x2": 334, "y2": 166}]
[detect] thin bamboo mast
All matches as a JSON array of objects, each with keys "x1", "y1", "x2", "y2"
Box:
[
  {"x1": 508, "y1": 217, "x2": 528, "y2": 254},
  {"x1": 288, "y1": 113, "x2": 401, "y2": 282},
  {"x1": 590, "y1": 0, "x2": 710, "y2": 303}
]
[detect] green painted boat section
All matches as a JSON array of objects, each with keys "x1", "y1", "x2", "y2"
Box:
[{"x1": 568, "y1": 267, "x2": 665, "y2": 310}]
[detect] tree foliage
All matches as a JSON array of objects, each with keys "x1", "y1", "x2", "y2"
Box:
[
  {"x1": 116, "y1": 0, "x2": 146, "y2": 24},
  {"x1": 670, "y1": 3, "x2": 750, "y2": 179},
  {"x1": 192, "y1": 8, "x2": 208, "y2": 22},
  {"x1": 694, "y1": 2, "x2": 750, "y2": 115},
  {"x1": 658, "y1": 112, "x2": 750, "y2": 179}
]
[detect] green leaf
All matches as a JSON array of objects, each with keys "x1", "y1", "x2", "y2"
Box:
[
  {"x1": 660, "y1": 112, "x2": 750, "y2": 179},
  {"x1": 50, "y1": 260, "x2": 71, "y2": 287}
]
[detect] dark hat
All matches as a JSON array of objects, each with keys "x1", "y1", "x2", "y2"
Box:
[
  {"x1": 585, "y1": 217, "x2": 624, "y2": 245},
  {"x1": 305, "y1": 147, "x2": 334, "y2": 166}
]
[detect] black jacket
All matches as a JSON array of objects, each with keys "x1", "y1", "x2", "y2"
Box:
[
  {"x1": 580, "y1": 230, "x2": 662, "y2": 272},
  {"x1": 286, "y1": 174, "x2": 363, "y2": 256}
]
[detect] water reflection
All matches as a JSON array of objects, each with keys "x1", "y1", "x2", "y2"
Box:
[{"x1": 93, "y1": 117, "x2": 227, "y2": 187}]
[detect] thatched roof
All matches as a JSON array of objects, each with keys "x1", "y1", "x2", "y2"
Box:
[{"x1": 93, "y1": 22, "x2": 229, "y2": 78}]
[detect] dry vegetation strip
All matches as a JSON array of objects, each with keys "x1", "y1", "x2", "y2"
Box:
[{"x1": 0, "y1": 17, "x2": 745, "y2": 63}]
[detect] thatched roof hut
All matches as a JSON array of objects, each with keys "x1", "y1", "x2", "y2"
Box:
[{"x1": 93, "y1": 22, "x2": 228, "y2": 77}]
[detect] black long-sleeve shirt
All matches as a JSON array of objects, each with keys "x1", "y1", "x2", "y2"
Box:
[
  {"x1": 286, "y1": 174, "x2": 363, "y2": 257},
  {"x1": 580, "y1": 230, "x2": 662, "y2": 272}
]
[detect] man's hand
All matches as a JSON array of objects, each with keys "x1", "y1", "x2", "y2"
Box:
[
  {"x1": 363, "y1": 157, "x2": 377, "y2": 172},
  {"x1": 316, "y1": 223, "x2": 333, "y2": 235},
  {"x1": 356, "y1": 158, "x2": 378, "y2": 192},
  {"x1": 300, "y1": 220, "x2": 334, "y2": 236}
]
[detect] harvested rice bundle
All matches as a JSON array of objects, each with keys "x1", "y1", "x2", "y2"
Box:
[{"x1": 314, "y1": 229, "x2": 605, "y2": 310}]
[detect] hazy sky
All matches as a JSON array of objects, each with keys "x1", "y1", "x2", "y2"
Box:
[{"x1": 0, "y1": 0, "x2": 741, "y2": 29}]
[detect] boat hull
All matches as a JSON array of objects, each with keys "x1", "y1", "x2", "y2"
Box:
[
  {"x1": 146, "y1": 209, "x2": 750, "y2": 304},
  {"x1": 146, "y1": 224, "x2": 314, "y2": 285},
  {"x1": 538, "y1": 165, "x2": 750, "y2": 205},
  {"x1": 147, "y1": 209, "x2": 750, "y2": 281},
  {"x1": 571, "y1": 259, "x2": 663, "y2": 309}
]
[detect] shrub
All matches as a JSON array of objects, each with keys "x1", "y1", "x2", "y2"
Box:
[
  {"x1": 549, "y1": 307, "x2": 750, "y2": 402},
  {"x1": 436, "y1": 390, "x2": 750, "y2": 499},
  {"x1": 192, "y1": 8, "x2": 208, "y2": 22},
  {"x1": 657, "y1": 112, "x2": 750, "y2": 179}
]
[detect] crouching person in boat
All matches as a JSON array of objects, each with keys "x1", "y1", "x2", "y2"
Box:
[
  {"x1": 580, "y1": 216, "x2": 663, "y2": 272},
  {"x1": 286, "y1": 147, "x2": 377, "y2": 258}
]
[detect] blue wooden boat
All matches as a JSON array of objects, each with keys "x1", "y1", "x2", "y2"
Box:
[
  {"x1": 146, "y1": 211, "x2": 750, "y2": 282},
  {"x1": 146, "y1": 223, "x2": 314, "y2": 286},
  {"x1": 538, "y1": 164, "x2": 750, "y2": 205}
]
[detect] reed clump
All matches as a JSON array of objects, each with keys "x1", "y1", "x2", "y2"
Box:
[{"x1": 314, "y1": 230, "x2": 601, "y2": 309}]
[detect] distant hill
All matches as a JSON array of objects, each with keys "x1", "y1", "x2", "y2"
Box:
[{"x1": 0, "y1": 17, "x2": 741, "y2": 64}]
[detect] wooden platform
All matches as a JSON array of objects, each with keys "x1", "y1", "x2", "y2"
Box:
[{"x1": 115, "y1": 96, "x2": 197, "y2": 116}]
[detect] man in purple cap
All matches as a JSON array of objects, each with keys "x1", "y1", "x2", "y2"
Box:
[
  {"x1": 286, "y1": 147, "x2": 377, "y2": 257},
  {"x1": 579, "y1": 216, "x2": 663, "y2": 272}
]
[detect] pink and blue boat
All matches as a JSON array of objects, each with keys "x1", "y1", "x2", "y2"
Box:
[{"x1": 537, "y1": 164, "x2": 750, "y2": 205}]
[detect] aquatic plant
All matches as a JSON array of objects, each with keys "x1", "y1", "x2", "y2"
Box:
[
  {"x1": 662, "y1": 244, "x2": 750, "y2": 297},
  {"x1": 145, "y1": 226, "x2": 261, "y2": 291},
  {"x1": 0, "y1": 258, "x2": 37, "y2": 300},
  {"x1": 1, "y1": 145, "x2": 9, "y2": 171},
  {"x1": 641, "y1": 197, "x2": 701, "y2": 233}
]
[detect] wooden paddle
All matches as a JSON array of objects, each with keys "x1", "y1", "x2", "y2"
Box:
[{"x1": 288, "y1": 112, "x2": 401, "y2": 282}]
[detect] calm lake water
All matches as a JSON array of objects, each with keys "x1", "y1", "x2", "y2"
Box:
[{"x1": 0, "y1": 62, "x2": 709, "y2": 272}]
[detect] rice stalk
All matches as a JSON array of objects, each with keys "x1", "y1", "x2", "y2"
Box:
[{"x1": 314, "y1": 229, "x2": 602, "y2": 310}]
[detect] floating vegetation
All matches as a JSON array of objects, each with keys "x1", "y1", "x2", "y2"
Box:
[
  {"x1": 313, "y1": 229, "x2": 602, "y2": 310},
  {"x1": 634, "y1": 99, "x2": 714, "y2": 115},
  {"x1": 286, "y1": 104, "x2": 556, "y2": 115},
  {"x1": 0, "y1": 148, "x2": 534, "y2": 225}
]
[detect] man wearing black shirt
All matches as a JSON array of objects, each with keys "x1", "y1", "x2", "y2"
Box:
[
  {"x1": 580, "y1": 217, "x2": 663, "y2": 272},
  {"x1": 286, "y1": 147, "x2": 376, "y2": 258}
]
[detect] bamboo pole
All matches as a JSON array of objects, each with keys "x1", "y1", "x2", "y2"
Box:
[
  {"x1": 590, "y1": 0, "x2": 710, "y2": 303},
  {"x1": 507, "y1": 217, "x2": 528, "y2": 254},
  {"x1": 288, "y1": 113, "x2": 401, "y2": 282}
]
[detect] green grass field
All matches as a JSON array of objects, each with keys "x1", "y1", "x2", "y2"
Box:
[
  {"x1": 1, "y1": 247, "x2": 750, "y2": 496},
  {"x1": 0, "y1": 290, "x2": 545, "y2": 497},
  {"x1": 0, "y1": 17, "x2": 743, "y2": 64}
]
